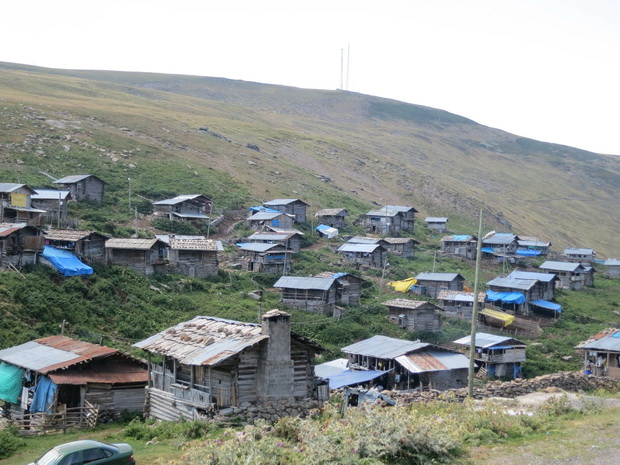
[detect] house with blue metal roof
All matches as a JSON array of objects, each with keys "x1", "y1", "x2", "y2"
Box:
[{"x1": 453, "y1": 332, "x2": 526, "y2": 379}]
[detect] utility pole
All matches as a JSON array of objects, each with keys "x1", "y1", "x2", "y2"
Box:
[
  {"x1": 128, "y1": 177, "x2": 132, "y2": 211},
  {"x1": 467, "y1": 210, "x2": 484, "y2": 397}
]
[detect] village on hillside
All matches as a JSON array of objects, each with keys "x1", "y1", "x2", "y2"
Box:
[{"x1": 0, "y1": 173, "x2": 619, "y2": 433}]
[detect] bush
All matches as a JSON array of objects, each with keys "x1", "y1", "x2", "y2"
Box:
[{"x1": 0, "y1": 426, "x2": 26, "y2": 459}]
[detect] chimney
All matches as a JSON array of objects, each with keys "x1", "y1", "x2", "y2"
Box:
[{"x1": 257, "y1": 310, "x2": 294, "y2": 400}]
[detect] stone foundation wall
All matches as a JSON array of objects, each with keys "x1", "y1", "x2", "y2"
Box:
[{"x1": 217, "y1": 398, "x2": 321, "y2": 423}]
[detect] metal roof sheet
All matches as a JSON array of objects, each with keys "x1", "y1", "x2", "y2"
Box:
[
  {"x1": 382, "y1": 299, "x2": 432, "y2": 310},
  {"x1": 564, "y1": 247, "x2": 594, "y2": 255},
  {"x1": 483, "y1": 233, "x2": 517, "y2": 245},
  {"x1": 248, "y1": 211, "x2": 285, "y2": 221},
  {"x1": 395, "y1": 350, "x2": 469, "y2": 373},
  {"x1": 263, "y1": 198, "x2": 308, "y2": 206},
  {"x1": 341, "y1": 335, "x2": 429, "y2": 359},
  {"x1": 425, "y1": 217, "x2": 448, "y2": 223},
  {"x1": 604, "y1": 259, "x2": 620, "y2": 266},
  {"x1": 415, "y1": 272, "x2": 462, "y2": 282},
  {"x1": 314, "y1": 358, "x2": 349, "y2": 378},
  {"x1": 248, "y1": 232, "x2": 293, "y2": 241},
  {"x1": 437, "y1": 290, "x2": 486, "y2": 302},
  {"x1": 517, "y1": 239, "x2": 551, "y2": 247},
  {"x1": 274, "y1": 276, "x2": 335, "y2": 291},
  {"x1": 327, "y1": 369, "x2": 388, "y2": 389},
  {"x1": 48, "y1": 358, "x2": 147, "y2": 385},
  {"x1": 53, "y1": 174, "x2": 106, "y2": 184},
  {"x1": 539, "y1": 261, "x2": 583, "y2": 272},
  {"x1": 347, "y1": 237, "x2": 380, "y2": 245},
  {"x1": 383, "y1": 237, "x2": 417, "y2": 244},
  {"x1": 32, "y1": 189, "x2": 71, "y2": 200},
  {"x1": 315, "y1": 208, "x2": 347, "y2": 216},
  {"x1": 238, "y1": 242, "x2": 285, "y2": 252},
  {"x1": 0, "y1": 223, "x2": 31, "y2": 237},
  {"x1": 0, "y1": 183, "x2": 28, "y2": 193},
  {"x1": 453, "y1": 332, "x2": 525, "y2": 348},
  {"x1": 338, "y1": 243, "x2": 382, "y2": 253},
  {"x1": 487, "y1": 276, "x2": 538, "y2": 290},
  {"x1": 507, "y1": 270, "x2": 557, "y2": 282},
  {"x1": 153, "y1": 194, "x2": 208, "y2": 205},
  {"x1": 170, "y1": 212, "x2": 210, "y2": 219},
  {"x1": 105, "y1": 238, "x2": 162, "y2": 250},
  {"x1": 577, "y1": 329, "x2": 620, "y2": 351}
]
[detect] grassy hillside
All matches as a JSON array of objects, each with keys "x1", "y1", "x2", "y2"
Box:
[{"x1": 0, "y1": 62, "x2": 618, "y2": 256}]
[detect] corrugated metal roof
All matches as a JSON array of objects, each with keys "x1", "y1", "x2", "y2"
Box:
[
  {"x1": 314, "y1": 358, "x2": 348, "y2": 378},
  {"x1": 48, "y1": 358, "x2": 147, "y2": 385},
  {"x1": 487, "y1": 276, "x2": 538, "y2": 290},
  {"x1": 248, "y1": 211, "x2": 285, "y2": 221},
  {"x1": 415, "y1": 272, "x2": 462, "y2": 282},
  {"x1": 540, "y1": 261, "x2": 583, "y2": 272},
  {"x1": 9, "y1": 206, "x2": 46, "y2": 213},
  {"x1": 315, "y1": 208, "x2": 347, "y2": 216},
  {"x1": 248, "y1": 232, "x2": 293, "y2": 241},
  {"x1": 133, "y1": 316, "x2": 268, "y2": 366},
  {"x1": 382, "y1": 299, "x2": 430, "y2": 310},
  {"x1": 366, "y1": 205, "x2": 417, "y2": 217},
  {"x1": 341, "y1": 335, "x2": 429, "y2": 359},
  {"x1": 32, "y1": 189, "x2": 71, "y2": 200},
  {"x1": 577, "y1": 329, "x2": 620, "y2": 351},
  {"x1": 453, "y1": 332, "x2": 525, "y2": 348},
  {"x1": 395, "y1": 350, "x2": 469, "y2": 373},
  {"x1": 171, "y1": 212, "x2": 209, "y2": 219},
  {"x1": 274, "y1": 276, "x2": 335, "y2": 291},
  {"x1": 483, "y1": 233, "x2": 517, "y2": 245},
  {"x1": 238, "y1": 243, "x2": 285, "y2": 252},
  {"x1": 425, "y1": 217, "x2": 448, "y2": 223},
  {"x1": 338, "y1": 243, "x2": 382, "y2": 253},
  {"x1": 263, "y1": 198, "x2": 308, "y2": 206},
  {"x1": 347, "y1": 237, "x2": 380, "y2": 245},
  {"x1": 0, "y1": 183, "x2": 28, "y2": 193},
  {"x1": 105, "y1": 238, "x2": 161, "y2": 250},
  {"x1": 53, "y1": 174, "x2": 106, "y2": 184},
  {"x1": 437, "y1": 290, "x2": 486, "y2": 302},
  {"x1": 0, "y1": 223, "x2": 30, "y2": 237},
  {"x1": 153, "y1": 194, "x2": 208, "y2": 205},
  {"x1": 517, "y1": 239, "x2": 551, "y2": 247},
  {"x1": 564, "y1": 247, "x2": 594, "y2": 255},
  {"x1": 507, "y1": 270, "x2": 556, "y2": 282},
  {"x1": 44, "y1": 229, "x2": 105, "y2": 242},
  {"x1": 604, "y1": 259, "x2": 620, "y2": 266}
]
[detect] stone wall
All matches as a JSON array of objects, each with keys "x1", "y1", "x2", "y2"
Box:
[{"x1": 218, "y1": 397, "x2": 321, "y2": 423}]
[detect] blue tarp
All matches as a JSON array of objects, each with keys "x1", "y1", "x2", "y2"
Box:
[
  {"x1": 248, "y1": 206, "x2": 280, "y2": 214},
  {"x1": 481, "y1": 247, "x2": 494, "y2": 253},
  {"x1": 30, "y1": 376, "x2": 58, "y2": 414},
  {"x1": 516, "y1": 249, "x2": 542, "y2": 256},
  {"x1": 316, "y1": 224, "x2": 331, "y2": 231},
  {"x1": 530, "y1": 299, "x2": 562, "y2": 313},
  {"x1": 486, "y1": 290, "x2": 527, "y2": 304},
  {"x1": 328, "y1": 370, "x2": 388, "y2": 390},
  {"x1": 0, "y1": 362, "x2": 24, "y2": 404},
  {"x1": 41, "y1": 246, "x2": 93, "y2": 277}
]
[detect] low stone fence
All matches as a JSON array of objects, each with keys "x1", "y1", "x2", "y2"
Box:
[{"x1": 218, "y1": 397, "x2": 321, "y2": 423}]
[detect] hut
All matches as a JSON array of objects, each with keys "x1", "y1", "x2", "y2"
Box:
[
  {"x1": 53, "y1": 175, "x2": 107, "y2": 203},
  {"x1": 238, "y1": 242, "x2": 292, "y2": 273},
  {"x1": 337, "y1": 243, "x2": 387, "y2": 268},
  {"x1": 383, "y1": 299, "x2": 442, "y2": 332},
  {"x1": 0, "y1": 183, "x2": 46, "y2": 226},
  {"x1": 563, "y1": 247, "x2": 596, "y2": 265},
  {"x1": 440, "y1": 234, "x2": 477, "y2": 259},
  {"x1": 453, "y1": 332, "x2": 526, "y2": 379},
  {"x1": 133, "y1": 310, "x2": 324, "y2": 421},
  {"x1": 105, "y1": 238, "x2": 167, "y2": 275},
  {"x1": 424, "y1": 217, "x2": 448, "y2": 233},
  {"x1": 437, "y1": 290, "x2": 486, "y2": 319},
  {"x1": 539, "y1": 260, "x2": 592, "y2": 290},
  {"x1": 43, "y1": 229, "x2": 108, "y2": 261},
  {"x1": 247, "y1": 211, "x2": 294, "y2": 231},
  {"x1": 152, "y1": 194, "x2": 212, "y2": 223},
  {"x1": 315, "y1": 208, "x2": 348, "y2": 228},
  {"x1": 0, "y1": 223, "x2": 44, "y2": 267},
  {"x1": 603, "y1": 258, "x2": 620, "y2": 279},
  {"x1": 413, "y1": 272, "x2": 465, "y2": 299},
  {"x1": 263, "y1": 199, "x2": 309, "y2": 223},
  {"x1": 31, "y1": 189, "x2": 71, "y2": 226},
  {"x1": 516, "y1": 236, "x2": 551, "y2": 257},
  {"x1": 481, "y1": 233, "x2": 519, "y2": 255},
  {"x1": 247, "y1": 230, "x2": 304, "y2": 254},
  {"x1": 160, "y1": 235, "x2": 223, "y2": 277},
  {"x1": 576, "y1": 328, "x2": 620, "y2": 379},
  {"x1": 362, "y1": 205, "x2": 417, "y2": 235}
]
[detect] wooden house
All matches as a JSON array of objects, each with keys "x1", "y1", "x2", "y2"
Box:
[
  {"x1": 453, "y1": 332, "x2": 526, "y2": 379},
  {"x1": 153, "y1": 194, "x2": 212, "y2": 223},
  {"x1": 603, "y1": 258, "x2": 620, "y2": 279},
  {"x1": 133, "y1": 310, "x2": 324, "y2": 421},
  {"x1": 53, "y1": 174, "x2": 107, "y2": 203},
  {"x1": 563, "y1": 247, "x2": 596, "y2": 265},
  {"x1": 315, "y1": 208, "x2": 348, "y2": 228},
  {"x1": 0, "y1": 223, "x2": 44, "y2": 267},
  {"x1": 0, "y1": 183, "x2": 46, "y2": 226},
  {"x1": 440, "y1": 234, "x2": 477, "y2": 259},
  {"x1": 247, "y1": 211, "x2": 294, "y2": 231},
  {"x1": 0, "y1": 336, "x2": 147, "y2": 419},
  {"x1": 238, "y1": 242, "x2": 292, "y2": 273},
  {"x1": 539, "y1": 260, "x2": 592, "y2": 290},
  {"x1": 274, "y1": 272, "x2": 363, "y2": 316},
  {"x1": 44, "y1": 229, "x2": 108, "y2": 261},
  {"x1": 507, "y1": 270, "x2": 558, "y2": 301},
  {"x1": 481, "y1": 233, "x2": 519, "y2": 255},
  {"x1": 424, "y1": 217, "x2": 448, "y2": 233},
  {"x1": 516, "y1": 236, "x2": 551, "y2": 257},
  {"x1": 437, "y1": 290, "x2": 486, "y2": 319},
  {"x1": 31, "y1": 189, "x2": 71, "y2": 226},
  {"x1": 576, "y1": 328, "x2": 620, "y2": 379},
  {"x1": 486, "y1": 276, "x2": 539, "y2": 315},
  {"x1": 362, "y1": 205, "x2": 417, "y2": 235},
  {"x1": 341, "y1": 335, "x2": 469, "y2": 391},
  {"x1": 161, "y1": 235, "x2": 223, "y2": 278},
  {"x1": 247, "y1": 230, "x2": 304, "y2": 254},
  {"x1": 263, "y1": 198, "x2": 309, "y2": 223},
  {"x1": 105, "y1": 238, "x2": 167, "y2": 275},
  {"x1": 348, "y1": 236, "x2": 417, "y2": 258},
  {"x1": 413, "y1": 272, "x2": 465, "y2": 299},
  {"x1": 337, "y1": 243, "x2": 387, "y2": 268},
  {"x1": 383, "y1": 299, "x2": 442, "y2": 332}
]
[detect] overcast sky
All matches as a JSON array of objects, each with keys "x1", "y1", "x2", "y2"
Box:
[{"x1": 3, "y1": 0, "x2": 619, "y2": 154}]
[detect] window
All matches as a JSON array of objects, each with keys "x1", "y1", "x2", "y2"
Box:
[
  {"x1": 58, "y1": 452, "x2": 82, "y2": 465},
  {"x1": 83, "y1": 448, "x2": 106, "y2": 463}
]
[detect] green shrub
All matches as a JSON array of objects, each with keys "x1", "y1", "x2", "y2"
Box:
[{"x1": 0, "y1": 426, "x2": 26, "y2": 459}]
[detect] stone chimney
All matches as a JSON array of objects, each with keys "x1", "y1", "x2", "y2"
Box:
[{"x1": 257, "y1": 310, "x2": 294, "y2": 400}]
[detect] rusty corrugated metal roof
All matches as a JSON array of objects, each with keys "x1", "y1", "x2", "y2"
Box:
[
  {"x1": 395, "y1": 350, "x2": 470, "y2": 373},
  {"x1": 48, "y1": 358, "x2": 147, "y2": 385}
]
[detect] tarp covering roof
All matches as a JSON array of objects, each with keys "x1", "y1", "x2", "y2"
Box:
[
  {"x1": 442, "y1": 234, "x2": 474, "y2": 242},
  {"x1": 249, "y1": 206, "x2": 281, "y2": 214},
  {"x1": 479, "y1": 308, "x2": 516, "y2": 326},
  {"x1": 437, "y1": 290, "x2": 486, "y2": 303},
  {"x1": 530, "y1": 299, "x2": 562, "y2": 313},
  {"x1": 316, "y1": 224, "x2": 338, "y2": 238},
  {"x1": 41, "y1": 245, "x2": 94, "y2": 276},
  {"x1": 389, "y1": 277, "x2": 417, "y2": 292},
  {"x1": 515, "y1": 249, "x2": 542, "y2": 256},
  {"x1": 327, "y1": 369, "x2": 388, "y2": 389},
  {"x1": 485, "y1": 290, "x2": 526, "y2": 304},
  {"x1": 314, "y1": 358, "x2": 348, "y2": 379}
]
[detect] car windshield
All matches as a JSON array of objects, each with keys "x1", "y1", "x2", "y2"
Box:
[{"x1": 35, "y1": 449, "x2": 63, "y2": 465}]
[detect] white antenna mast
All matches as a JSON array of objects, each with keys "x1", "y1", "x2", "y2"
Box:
[{"x1": 346, "y1": 43, "x2": 351, "y2": 91}]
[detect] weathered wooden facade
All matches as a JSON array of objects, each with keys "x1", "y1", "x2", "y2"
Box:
[
  {"x1": 164, "y1": 235, "x2": 223, "y2": 277},
  {"x1": 507, "y1": 270, "x2": 557, "y2": 301},
  {"x1": 134, "y1": 311, "x2": 323, "y2": 421},
  {"x1": 482, "y1": 233, "x2": 519, "y2": 255},
  {"x1": 382, "y1": 237, "x2": 418, "y2": 258},
  {"x1": 0, "y1": 336, "x2": 147, "y2": 417},
  {"x1": 454, "y1": 333, "x2": 526, "y2": 379},
  {"x1": 44, "y1": 229, "x2": 108, "y2": 260},
  {"x1": 563, "y1": 247, "x2": 596, "y2": 264},
  {"x1": 576, "y1": 328, "x2": 620, "y2": 379},
  {"x1": 516, "y1": 236, "x2": 551, "y2": 257},
  {"x1": 238, "y1": 242, "x2": 292, "y2": 273},
  {"x1": 247, "y1": 231, "x2": 303, "y2": 254},
  {"x1": 424, "y1": 217, "x2": 448, "y2": 233},
  {"x1": 315, "y1": 208, "x2": 348, "y2": 228},
  {"x1": 341, "y1": 335, "x2": 469, "y2": 391},
  {"x1": 263, "y1": 198, "x2": 309, "y2": 223},
  {"x1": 0, "y1": 183, "x2": 46, "y2": 226},
  {"x1": 0, "y1": 223, "x2": 44, "y2": 267},
  {"x1": 437, "y1": 290, "x2": 486, "y2": 319},
  {"x1": 383, "y1": 299, "x2": 442, "y2": 332},
  {"x1": 413, "y1": 272, "x2": 465, "y2": 299},
  {"x1": 362, "y1": 205, "x2": 417, "y2": 235},
  {"x1": 247, "y1": 211, "x2": 294, "y2": 231},
  {"x1": 30, "y1": 189, "x2": 71, "y2": 226},
  {"x1": 539, "y1": 260, "x2": 592, "y2": 290},
  {"x1": 337, "y1": 243, "x2": 387, "y2": 268},
  {"x1": 53, "y1": 174, "x2": 107, "y2": 203},
  {"x1": 440, "y1": 234, "x2": 477, "y2": 259},
  {"x1": 604, "y1": 259, "x2": 620, "y2": 279},
  {"x1": 105, "y1": 238, "x2": 167, "y2": 275},
  {"x1": 153, "y1": 194, "x2": 212, "y2": 223}
]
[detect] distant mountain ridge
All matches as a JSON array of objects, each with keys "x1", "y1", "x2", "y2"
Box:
[{"x1": 0, "y1": 61, "x2": 618, "y2": 257}]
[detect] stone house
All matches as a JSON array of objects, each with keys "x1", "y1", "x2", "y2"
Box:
[
  {"x1": 576, "y1": 328, "x2": 620, "y2": 379},
  {"x1": 263, "y1": 199, "x2": 309, "y2": 223},
  {"x1": 53, "y1": 174, "x2": 107, "y2": 203},
  {"x1": 337, "y1": 243, "x2": 387, "y2": 268},
  {"x1": 161, "y1": 235, "x2": 223, "y2": 278},
  {"x1": 0, "y1": 223, "x2": 44, "y2": 267},
  {"x1": 440, "y1": 234, "x2": 477, "y2": 259},
  {"x1": 453, "y1": 332, "x2": 526, "y2": 379},
  {"x1": 413, "y1": 272, "x2": 465, "y2": 299},
  {"x1": 603, "y1": 259, "x2": 620, "y2": 279},
  {"x1": 105, "y1": 238, "x2": 167, "y2": 275},
  {"x1": 247, "y1": 230, "x2": 304, "y2": 254},
  {"x1": 539, "y1": 260, "x2": 593, "y2": 290},
  {"x1": 516, "y1": 236, "x2": 551, "y2": 257},
  {"x1": 0, "y1": 183, "x2": 46, "y2": 226},
  {"x1": 44, "y1": 229, "x2": 108, "y2": 261},
  {"x1": 437, "y1": 290, "x2": 486, "y2": 319},
  {"x1": 362, "y1": 205, "x2": 417, "y2": 235},
  {"x1": 133, "y1": 310, "x2": 324, "y2": 421},
  {"x1": 424, "y1": 217, "x2": 448, "y2": 233},
  {"x1": 341, "y1": 335, "x2": 469, "y2": 391},
  {"x1": 31, "y1": 189, "x2": 71, "y2": 226},
  {"x1": 152, "y1": 194, "x2": 212, "y2": 224},
  {"x1": 274, "y1": 273, "x2": 363, "y2": 316},
  {"x1": 315, "y1": 208, "x2": 348, "y2": 228},
  {"x1": 247, "y1": 211, "x2": 294, "y2": 231},
  {"x1": 563, "y1": 247, "x2": 596, "y2": 265},
  {"x1": 238, "y1": 242, "x2": 292, "y2": 273},
  {"x1": 0, "y1": 336, "x2": 147, "y2": 418},
  {"x1": 383, "y1": 299, "x2": 442, "y2": 332}
]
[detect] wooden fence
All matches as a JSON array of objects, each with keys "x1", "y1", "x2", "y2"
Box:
[{"x1": 11, "y1": 401, "x2": 99, "y2": 435}]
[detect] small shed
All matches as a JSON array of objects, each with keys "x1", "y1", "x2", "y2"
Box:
[
  {"x1": 576, "y1": 328, "x2": 620, "y2": 379},
  {"x1": 453, "y1": 332, "x2": 526, "y2": 379},
  {"x1": 133, "y1": 310, "x2": 324, "y2": 421},
  {"x1": 341, "y1": 335, "x2": 469, "y2": 391},
  {"x1": 437, "y1": 290, "x2": 486, "y2": 319},
  {"x1": 0, "y1": 183, "x2": 46, "y2": 226},
  {"x1": 153, "y1": 194, "x2": 212, "y2": 223},
  {"x1": 425, "y1": 217, "x2": 448, "y2": 233},
  {"x1": 413, "y1": 272, "x2": 465, "y2": 299},
  {"x1": 563, "y1": 247, "x2": 596, "y2": 264},
  {"x1": 440, "y1": 234, "x2": 477, "y2": 259},
  {"x1": 105, "y1": 238, "x2": 167, "y2": 275},
  {"x1": 248, "y1": 230, "x2": 303, "y2": 253},
  {"x1": 315, "y1": 208, "x2": 348, "y2": 228},
  {"x1": 539, "y1": 260, "x2": 592, "y2": 290},
  {"x1": 337, "y1": 243, "x2": 387, "y2": 268},
  {"x1": 31, "y1": 189, "x2": 72, "y2": 226},
  {"x1": 238, "y1": 242, "x2": 292, "y2": 273},
  {"x1": 603, "y1": 259, "x2": 620, "y2": 279},
  {"x1": 0, "y1": 223, "x2": 44, "y2": 267},
  {"x1": 263, "y1": 199, "x2": 309, "y2": 223},
  {"x1": 44, "y1": 229, "x2": 108, "y2": 260},
  {"x1": 482, "y1": 233, "x2": 519, "y2": 255},
  {"x1": 53, "y1": 175, "x2": 107, "y2": 203},
  {"x1": 247, "y1": 211, "x2": 294, "y2": 231},
  {"x1": 163, "y1": 235, "x2": 223, "y2": 277},
  {"x1": 382, "y1": 237, "x2": 418, "y2": 258},
  {"x1": 516, "y1": 236, "x2": 551, "y2": 257},
  {"x1": 363, "y1": 205, "x2": 417, "y2": 235},
  {"x1": 383, "y1": 299, "x2": 442, "y2": 332}
]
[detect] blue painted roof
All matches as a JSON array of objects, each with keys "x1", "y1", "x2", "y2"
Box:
[{"x1": 530, "y1": 299, "x2": 562, "y2": 312}]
